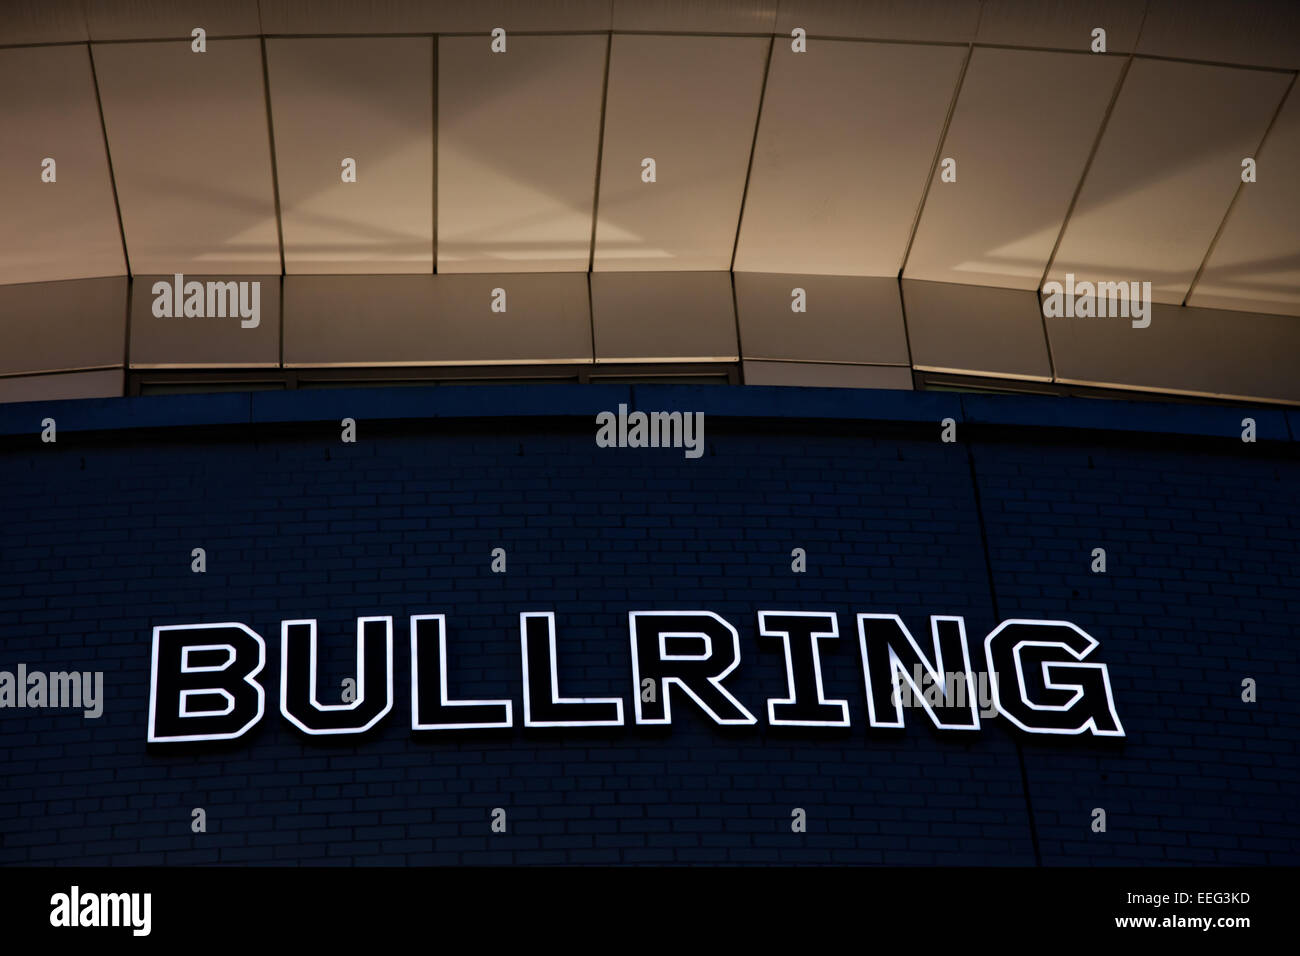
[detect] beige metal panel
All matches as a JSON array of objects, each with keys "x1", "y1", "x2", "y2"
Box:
[
  {"x1": 743, "y1": 361, "x2": 914, "y2": 389},
  {"x1": 1045, "y1": 59, "x2": 1291, "y2": 307},
  {"x1": 905, "y1": 48, "x2": 1122, "y2": 290},
  {"x1": 590, "y1": 272, "x2": 737, "y2": 362},
  {"x1": 0, "y1": 47, "x2": 125, "y2": 286},
  {"x1": 976, "y1": 0, "x2": 1145, "y2": 53},
  {"x1": 734, "y1": 273, "x2": 909, "y2": 365},
  {"x1": 258, "y1": 0, "x2": 612, "y2": 34},
  {"x1": 86, "y1": 1, "x2": 260, "y2": 39},
  {"x1": 0, "y1": 277, "x2": 126, "y2": 375},
  {"x1": 735, "y1": 40, "x2": 965, "y2": 276},
  {"x1": 283, "y1": 273, "x2": 591, "y2": 366},
  {"x1": 0, "y1": 0, "x2": 88, "y2": 45},
  {"x1": 91, "y1": 39, "x2": 280, "y2": 275},
  {"x1": 438, "y1": 35, "x2": 606, "y2": 274},
  {"x1": 593, "y1": 35, "x2": 767, "y2": 272},
  {"x1": 1138, "y1": 0, "x2": 1300, "y2": 71},
  {"x1": 1188, "y1": 84, "x2": 1300, "y2": 316},
  {"x1": 267, "y1": 38, "x2": 432, "y2": 274},
  {"x1": 611, "y1": 0, "x2": 776, "y2": 34},
  {"x1": 129, "y1": 275, "x2": 281, "y2": 368},
  {"x1": 774, "y1": 0, "x2": 980, "y2": 43},
  {"x1": 901, "y1": 280, "x2": 1051, "y2": 381},
  {"x1": 0, "y1": 369, "x2": 124, "y2": 404},
  {"x1": 1049, "y1": 302, "x2": 1300, "y2": 405}
]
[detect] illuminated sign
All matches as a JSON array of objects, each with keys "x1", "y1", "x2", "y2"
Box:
[{"x1": 146, "y1": 611, "x2": 1125, "y2": 743}]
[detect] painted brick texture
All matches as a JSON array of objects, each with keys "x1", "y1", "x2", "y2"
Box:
[{"x1": 0, "y1": 403, "x2": 1295, "y2": 865}]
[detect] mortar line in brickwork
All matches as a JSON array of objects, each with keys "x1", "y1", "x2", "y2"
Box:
[{"x1": 964, "y1": 437, "x2": 1043, "y2": 866}]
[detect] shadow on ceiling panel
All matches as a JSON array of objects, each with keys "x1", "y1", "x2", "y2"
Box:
[
  {"x1": 1048, "y1": 302, "x2": 1300, "y2": 405},
  {"x1": 0, "y1": 47, "x2": 125, "y2": 286},
  {"x1": 591, "y1": 272, "x2": 737, "y2": 362},
  {"x1": 438, "y1": 35, "x2": 606, "y2": 274},
  {"x1": 258, "y1": 0, "x2": 612, "y2": 34},
  {"x1": 283, "y1": 273, "x2": 592, "y2": 366},
  {"x1": 735, "y1": 40, "x2": 964, "y2": 276},
  {"x1": 0, "y1": 0, "x2": 88, "y2": 45},
  {"x1": 0, "y1": 277, "x2": 127, "y2": 376},
  {"x1": 734, "y1": 273, "x2": 909, "y2": 365},
  {"x1": 1138, "y1": 0, "x2": 1300, "y2": 71},
  {"x1": 1045, "y1": 58, "x2": 1291, "y2": 306},
  {"x1": 1188, "y1": 82, "x2": 1300, "y2": 316},
  {"x1": 612, "y1": 0, "x2": 777, "y2": 33},
  {"x1": 975, "y1": 0, "x2": 1144, "y2": 52},
  {"x1": 92, "y1": 39, "x2": 280, "y2": 275},
  {"x1": 905, "y1": 48, "x2": 1122, "y2": 290},
  {"x1": 129, "y1": 275, "x2": 281, "y2": 368},
  {"x1": 902, "y1": 280, "x2": 1051, "y2": 381},
  {"x1": 267, "y1": 38, "x2": 432, "y2": 274},
  {"x1": 774, "y1": 0, "x2": 980, "y2": 42},
  {"x1": 593, "y1": 35, "x2": 767, "y2": 272},
  {"x1": 86, "y1": 1, "x2": 260, "y2": 39}
]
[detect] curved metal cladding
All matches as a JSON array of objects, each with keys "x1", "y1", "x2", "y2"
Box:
[
  {"x1": 0, "y1": 385, "x2": 1296, "y2": 865},
  {"x1": 1, "y1": 0, "x2": 1299, "y2": 404}
]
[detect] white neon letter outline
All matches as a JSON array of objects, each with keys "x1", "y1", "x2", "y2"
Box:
[
  {"x1": 983, "y1": 619, "x2": 1125, "y2": 737},
  {"x1": 148, "y1": 622, "x2": 266, "y2": 743},
  {"x1": 757, "y1": 610, "x2": 850, "y2": 727},
  {"x1": 279, "y1": 617, "x2": 394, "y2": 736},
  {"x1": 520, "y1": 612, "x2": 624, "y2": 727},
  {"x1": 410, "y1": 614, "x2": 513, "y2": 730},
  {"x1": 858, "y1": 613, "x2": 980, "y2": 731},
  {"x1": 629, "y1": 610, "x2": 757, "y2": 726}
]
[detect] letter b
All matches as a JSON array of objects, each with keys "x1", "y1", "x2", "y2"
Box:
[{"x1": 148, "y1": 624, "x2": 266, "y2": 742}]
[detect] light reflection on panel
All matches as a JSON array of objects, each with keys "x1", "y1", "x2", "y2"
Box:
[
  {"x1": 905, "y1": 48, "x2": 1121, "y2": 290},
  {"x1": 0, "y1": 370, "x2": 124, "y2": 405},
  {"x1": 591, "y1": 272, "x2": 737, "y2": 362},
  {"x1": 438, "y1": 35, "x2": 606, "y2": 273},
  {"x1": 283, "y1": 274, "x2": 591, "y2": 366},
  {"x1": 1188, "y1": 85, "x2": 1300, "y2": 316},
  {"x1": 734, "y1": 273, "x2": 908, "y2": 365},
  {"x1": 0, "y1": 277, "x2": 127, "y2": 376},
  {"x1": 611, "y1": 0, "x2": 777, "y2": 33},
  {"x1": 1137, "y1": 0, "x2": 1300, "y2": 71},
  {"x1": 268, "y1": 38, "x2": 433, "y2": 274},
  {"x1": 258, "y1": 0, "x2": 612, "y2": 34},
  {"x1": 593, "y1": 35, "x2": 767, "y2": 272},
  {"x1": 86, "y1": 1, "x2": 261, "y2": 39},
  {"x1": 0, "y1": 46, "x2": 126, "y2": 286},
  {"x1": 902, "y1": 280, "x2": 1051, "y2": 381},
  {"x1": 735, "y1": 41, "x2": 964, "y2": 276},
  {"x1": 92, "y1": 39, "x2": 280, "y2": 275},
  {"x1": 129, "y1": 275, "x2": 281, "y2": 368},
  {"x1": 774, "y1": 0, "x2": 981, "y2": 42},
  {"x1": 1048, "y1": 303, "x2": 1300, "y2": 404},
  {"x1": 744, "y1": 361, "x2": 914, "y2": 390},
  {"x1": 975, "y1": 0, "x2": 1145, "y2": 52},
  {"x1": 0, "y1": 0, "x2": 88, "y2": 44},
  {"x1": 1045, "y1": 59, "x2": 1290, "y2": 306}
]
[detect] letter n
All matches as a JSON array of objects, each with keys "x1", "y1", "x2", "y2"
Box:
[{"x1": 858, "y1": 614, "x2": 980, "y2": 730}]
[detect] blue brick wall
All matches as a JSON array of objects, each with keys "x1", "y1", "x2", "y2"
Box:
[{"x1": 0, "y1": 387, "x2": 1295, "y2": 865}]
